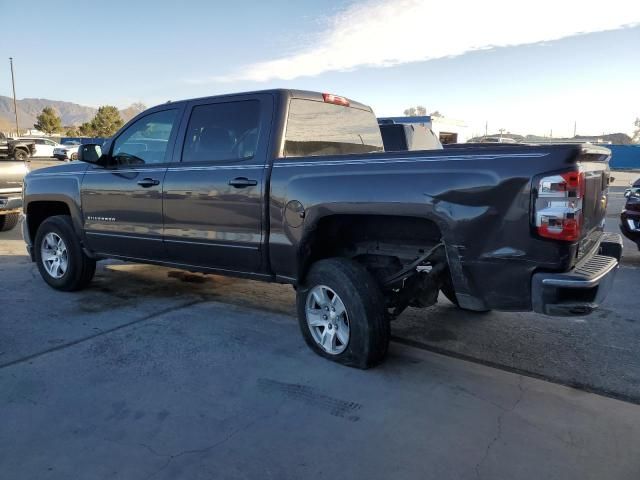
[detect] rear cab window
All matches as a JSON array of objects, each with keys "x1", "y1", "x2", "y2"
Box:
[{"x1": 283, "y1": 98, "x2": 384, "y2": 157}]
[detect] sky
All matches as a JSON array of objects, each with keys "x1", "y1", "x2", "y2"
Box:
[{"x1": 1, "y1": 0, "x2": 639, "y2": 137}]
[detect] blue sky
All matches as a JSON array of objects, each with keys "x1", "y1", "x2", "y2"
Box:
[{"x1": 2, "y1": 0, "x2": 639, "y2": 137}]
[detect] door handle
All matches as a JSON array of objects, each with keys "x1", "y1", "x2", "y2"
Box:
[
  {"x1": 137, "y1": 178, "x2": 160, "y2": 188},
  {"x1": 228, "y1": 177, "x2": 258, "y2": 188}
]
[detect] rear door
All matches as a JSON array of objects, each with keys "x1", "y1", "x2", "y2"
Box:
[
  {"x1": 162, "y1": 94, "x2": 273, "y2": 273},
  {"x1": 81, "y1": 106, "x2": 183, "y2": 259}
]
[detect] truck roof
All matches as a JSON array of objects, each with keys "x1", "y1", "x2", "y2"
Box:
[{"x1": 159, "y1": 89, "x2": 373, "y2": 113}]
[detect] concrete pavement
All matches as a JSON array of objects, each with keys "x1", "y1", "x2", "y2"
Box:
[
  {"x1": 2, "y1": 298, "x2": 640, "y2": 479},
  {"x1": 1, "y1": 171, "x2": 640, "y2": 478}
]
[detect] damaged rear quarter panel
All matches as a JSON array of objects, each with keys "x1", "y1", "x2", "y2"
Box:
[{"x1": 269, "y1": 147, "x2": 579, "y2": 310}]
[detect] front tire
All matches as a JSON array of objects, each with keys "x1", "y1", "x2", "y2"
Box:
[
  {"x1": 296, "y1": 258, "x2": 389, "y2": 369},
  {"x1": 34, "y1": 215, "x2": 96, "y2": 291},
  {"x1": 13, "y1": 149, "x2": 28, "y2": 161},
  {"x1": 0, "y1": 213, "x2": 20, "y2": 232}
]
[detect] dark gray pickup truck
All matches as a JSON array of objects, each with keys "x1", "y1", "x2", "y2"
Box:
[{"x1": 22, "y1": 89, "x2": 622, "y2": 368}]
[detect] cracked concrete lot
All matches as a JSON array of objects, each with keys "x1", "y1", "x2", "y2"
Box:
[{"x1": 1, "y1": 179, "x2": 640, "y2": 479}]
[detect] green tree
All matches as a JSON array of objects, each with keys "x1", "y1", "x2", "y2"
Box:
[
  {"x1": 633, "y1": 118, "x2": 640, "y2": 144},
  {"x1": 65, "y1": 126, "x2": 81, "y2": 137},
  {"x1": 403, "y1": 106, "x2": 428, "y2": 117},
  {"x1": 34, "y1": 107, "x2": 62, "y2": 134},
  {"x1": 89, "y1": 106, "x2": 123, "y2": 137},
  {"x1": 78, "y1": 122, "x2": 94, "y2": 137}
]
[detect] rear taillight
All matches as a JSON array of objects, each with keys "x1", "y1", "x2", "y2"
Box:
[{"x1": 534, "y1": 170, "x2": 585, "y2": 241}]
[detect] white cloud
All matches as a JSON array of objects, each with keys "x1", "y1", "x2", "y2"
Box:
[{"x1": 188, "y1": 0, "x2": 640, "y2": 83}]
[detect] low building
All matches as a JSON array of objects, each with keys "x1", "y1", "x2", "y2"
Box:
[{"x1": 429, "y1": 116, "x2": 470, "y2": 144}]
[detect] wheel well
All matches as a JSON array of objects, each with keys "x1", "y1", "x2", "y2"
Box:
[
  {"x1": 26, "y1": 201, "x2": 71, "y2": 242},
  {"x1": 299, "y1": 215, "x2": 444, "y2": 283}
]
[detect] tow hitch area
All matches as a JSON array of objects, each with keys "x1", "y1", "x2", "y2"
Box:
[{"x1": 532, "y1": 233, "x2": 623, "y2": 316}]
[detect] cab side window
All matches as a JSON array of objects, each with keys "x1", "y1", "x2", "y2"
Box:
[
  {"x1": 112, "y1": 109, "x2": 178, "y2": 166},
  {"x1": 182, "y1": 100, "x2": 261, "y2": 163}
]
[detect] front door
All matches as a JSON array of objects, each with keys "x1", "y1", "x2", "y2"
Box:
[
  {"x1": 81, "y1": 107, "x2": 182, "y2": 259},
  {"x1": 163, "y1": 95, "x2": 272, "y2": 273}
]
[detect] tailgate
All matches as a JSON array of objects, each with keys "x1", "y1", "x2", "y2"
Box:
[
  {"x1": 577, "y1": 145, "x2": 611, "y2": 260},
  {"x1": 0, "y1": 160, "x2": 28, "y2": 194}
]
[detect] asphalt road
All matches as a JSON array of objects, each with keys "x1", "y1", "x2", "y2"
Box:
[
  {"x1": 1, "y1": 173, "x2": 639, "y2": 479},
  {"x1": 4, "y1": 187, "x2": 638, "y2": 402}
]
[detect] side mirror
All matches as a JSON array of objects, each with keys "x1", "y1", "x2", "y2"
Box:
[{"x1": 77, "y1": 144, "x2": 103, "y2": 164}]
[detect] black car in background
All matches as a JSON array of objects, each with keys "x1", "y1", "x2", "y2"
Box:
[{"x1": 621, "y1": 178, "x2": 640, "y2": 250}]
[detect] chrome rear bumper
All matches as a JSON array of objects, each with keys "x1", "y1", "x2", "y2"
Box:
[{"x1": 532, "y1": 232, "x2": 622, "y2": 316}]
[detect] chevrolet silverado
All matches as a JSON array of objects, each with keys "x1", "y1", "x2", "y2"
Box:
[{"x1": 21, "y1": 89, "x2": 622, "y2": 367}]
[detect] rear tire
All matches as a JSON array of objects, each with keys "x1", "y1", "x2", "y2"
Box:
[
  {"x1": 296, "y1": 258, "x2": 389, "y2": 369},
  {"x1": 0, "y1": 213, "x2": 20, "y2": 232},
  {"x1": 34, "y1": 215, "x2": 96, "y2": 291}
]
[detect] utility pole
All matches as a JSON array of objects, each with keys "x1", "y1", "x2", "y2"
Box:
[
  {"x1": 9, "y1": 57, "x2": 20, "y2": 137},
  {"x1": 573, "y1": 121, "x2": 577, "y2": 138},
  {"x1": 485, "y1": 121, "x2": 488, "y2": 137}
]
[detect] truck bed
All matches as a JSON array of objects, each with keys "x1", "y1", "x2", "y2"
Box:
[{"x1": 269, "y1": 143, "x2": 610, "y2": 311}]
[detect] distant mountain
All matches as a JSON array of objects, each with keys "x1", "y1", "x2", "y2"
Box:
[
  {"x1": 119, "y1": 102, "x2": 147, "y2": 123},
  {"x1": 468, "y1": 132, "x2": 634, "y2": 145},
  {"x1": 572, "y1": 133, "x2": 633, "y2": 145},
  {"x1": 0, "y1": 96, "x2": 146, "y2": 133}
]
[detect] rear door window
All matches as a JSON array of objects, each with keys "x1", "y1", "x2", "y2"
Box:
[
  {"x1": 182, "y1": 100, "x2": 261, "y2": 163},
  {"x1": 284, "y1": 99, "x2": 383, "y2": 157}
]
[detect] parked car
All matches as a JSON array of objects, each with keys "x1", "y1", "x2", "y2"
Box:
[
  {"x1": 0, "y1": 156, "x2": 28, "y2": 231},
  {"x1": 0, "y1": 133, "x2": 35, "y2": 161},
  {"x1": 53, "y1": 141, "x2": 81, "y2": 161},
  {"x1": 21, "y1": 89, "x2": 621, "y2": 368},
  {"x1": 18, "y1": 137, "x2": 64, "y2": 158},
  {"x1": 620, "y1": 178, "x2": 640, "y2": 250}
]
